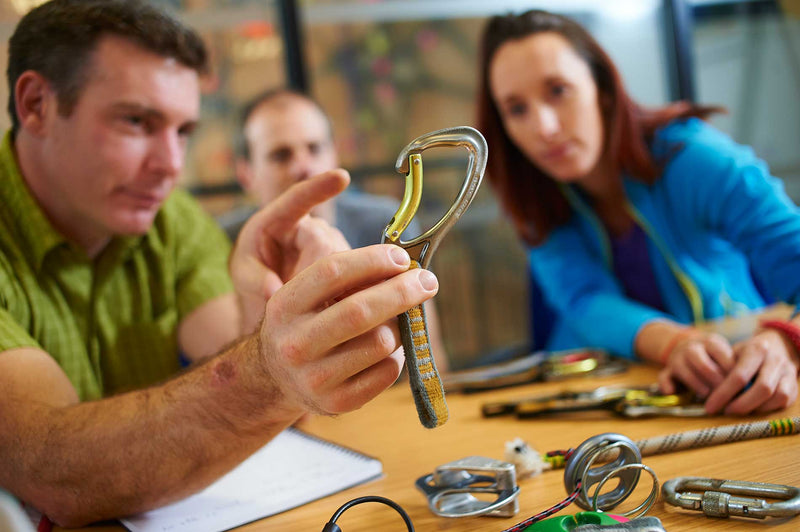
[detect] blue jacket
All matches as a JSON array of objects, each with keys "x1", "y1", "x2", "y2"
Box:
[{"x1": 529, "y1": 118, "x2": 800, "y2": 358}]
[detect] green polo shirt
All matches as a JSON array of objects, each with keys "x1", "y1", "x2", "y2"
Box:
[{"x1": 0, "y1": 132, "x2": 234, "y2": 401}]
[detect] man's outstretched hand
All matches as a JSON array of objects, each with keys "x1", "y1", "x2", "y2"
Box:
[{"x1": 230, "y1": 169, "x2": 351, "y2": 333}]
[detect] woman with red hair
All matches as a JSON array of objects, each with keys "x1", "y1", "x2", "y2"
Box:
[{"x1": 478, "y1": 9, "x2": 800, "y2": 415}]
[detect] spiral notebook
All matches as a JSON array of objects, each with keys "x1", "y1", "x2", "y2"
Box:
[{"x1": 121, "y1": 428, "x2": 382, "y2": 532}]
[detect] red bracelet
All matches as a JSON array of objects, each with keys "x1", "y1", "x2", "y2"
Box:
[
  {"x1": 759, "y1": 319, "x2": 800, "y2": 360},
  {"x1": 658, "y1": 329, "x2": 701, "y2": 364}
]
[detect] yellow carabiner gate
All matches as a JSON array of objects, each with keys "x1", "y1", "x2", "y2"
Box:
[{"x1": 383, "y1": 126, "x2": 487, "y2": 428}]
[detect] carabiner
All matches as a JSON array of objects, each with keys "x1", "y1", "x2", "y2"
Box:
[
  {"x1": 384, "y1": 126, "x2": 487, "y2": 429},
  {"x1": 415, "y1": 456, "x2": 519, "y2": 518},
  {"x1": 614, "y1": 389, "x2": 706, "y2": 418},
  {"x1": 662, "y1": 477, "x2": 800, "y2": 519},
  {"x1": 382, "y1": 125, "x2": 487, "y2": 268}
]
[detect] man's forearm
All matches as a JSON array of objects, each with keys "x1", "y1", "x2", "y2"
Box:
[{"x1": 0, "y1": 337, "x2": 300, "y2": 527}]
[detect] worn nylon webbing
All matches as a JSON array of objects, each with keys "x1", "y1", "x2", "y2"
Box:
[{"x1": 400, "y1": 260, "x2": 448, "y2": 428}]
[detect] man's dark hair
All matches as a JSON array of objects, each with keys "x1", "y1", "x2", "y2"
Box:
[
  {"x1": 7, "y1": 0, "x2": 209, "y2": 135},
  {"x1": 237, "y1": 88, "x2": 332, "y2": 161}
]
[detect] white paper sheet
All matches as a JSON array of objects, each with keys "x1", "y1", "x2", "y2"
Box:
[{"x1": 121, "y1": 429, "x2": 382, "y2": 532}]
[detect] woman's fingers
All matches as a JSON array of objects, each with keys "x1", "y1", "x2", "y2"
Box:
[
  {"x1": 668, "y1": 358, "x2": 711, "y2": 397},
  {"x1": 704, "y1": 350, "x2": 762, "y2": 414},
  {"x1": 661, "y1": 335, "x2": 730, "y2": 398},
  {"x1": 657, "y1": 367, "x2": 676, "y2": 394},
  {"x1": 704, "y1": 333, "x2": 735, "y2": 372},
  {"x1": 722, "y1": 342, "x2": 798, "y2": 415},
  {"x1": 754, "y1": 373, "x2": 798, "y2": 414}
]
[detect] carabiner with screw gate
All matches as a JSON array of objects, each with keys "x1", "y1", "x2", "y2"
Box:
[
  {"x1": 662, "y1": 477, "x2": 800, "y2": 519},
  {"x1": 383, "y1": 126, "x2": 487, "y2": 428}
]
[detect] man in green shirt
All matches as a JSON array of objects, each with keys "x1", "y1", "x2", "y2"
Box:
[{"x1": 0, "y1": 0, "x2": 439, "y2": 527}]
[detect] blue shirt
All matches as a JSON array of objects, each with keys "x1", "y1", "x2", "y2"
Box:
[{"x1": 529, "y1": 118, "x2": 800, "y2": 357}]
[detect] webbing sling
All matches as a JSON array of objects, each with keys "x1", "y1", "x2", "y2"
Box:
[{"x1": 384, "y1": 126, "x2": 487, "y2": 428}]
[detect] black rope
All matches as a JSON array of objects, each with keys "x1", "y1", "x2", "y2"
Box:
[{"x1": 321, "y1": 495, "x2": 414, "y2": 532}]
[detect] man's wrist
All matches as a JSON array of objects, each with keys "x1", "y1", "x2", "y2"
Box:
[{"x1": 200, "y1": 336, "x2": 302, "y2": 435}]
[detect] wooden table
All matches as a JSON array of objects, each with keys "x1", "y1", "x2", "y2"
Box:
[
  {"x1": 253, "y1": 307, "x2": 800, "y2": 531},
  {"x1": 69, "y1": 308, "x2": 800, "y2": 531},
  {"x1": 251, "y1": 363, "x2": 799, "y2": 531}
]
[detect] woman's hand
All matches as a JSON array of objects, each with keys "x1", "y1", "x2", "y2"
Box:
[
  {"x1": 657, "y1": 331, "x2": 734, "y2": 400},
  {"x1": 702, "y1": 330, "x2": 799, "y2": 415}
]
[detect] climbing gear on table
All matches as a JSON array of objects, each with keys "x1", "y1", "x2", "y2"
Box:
[
  {"x1": 520, "y1": 512, "x2": 666, "y2": 532},
  {"x1": 501, "y1": 418, "x2": 799, "y2": 530},
  {"x1": 482, "y1": 384, "x2": 705, "y2": 419},
  {"x1": 415, "y1": 456, "x2": 519, "y2": 518},
  {"x1": 569, "y1": 515, "x2": 666, "y2": 532},
  {"x1": 563, "y1": 434, "x2": 659, "y2": 518},
  {"x1": 444, "y1": 348, "x2": 628, "y2": 393},
  {"x1": 662, "y1": 477, "x2": 800, "y2": 519},
  {"x1": 510, "y1": 417, "x2": 798, "y2": 477},
  {"x1": 502, "y1": 433, "x2": 658, "y2": 532},
  {"x1": 384, "y1": 126, "x2": 487, "y2": 428}
]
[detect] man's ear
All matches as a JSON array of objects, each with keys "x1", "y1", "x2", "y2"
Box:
[
  {"x1": 235, "y1": 158, "x2": 253, "y2": 192},
  {"x1": 15, "y1": 71, "x2": 54, "y2": 137}
]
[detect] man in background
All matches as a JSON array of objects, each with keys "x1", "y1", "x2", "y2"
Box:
[
  {"x1": 232, "y1": 89, "x2": 449, "y2": 370},
  {"x1": 0, "y1": 0, "x2": 438, "y2": 526},
  {"x1": 231, "y1": 89, "x2": 405, "y2": 249}
]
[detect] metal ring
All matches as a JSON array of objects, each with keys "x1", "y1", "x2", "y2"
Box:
[
  {"x1": 564, "y1": 433, "x2": 642, "y2": 511},
  {"x1": 579, "y1": 441, "x2": 641, "y2": 511},
  {"x1": 591, "y1": 463, "x2": 659, "y2": 518}
]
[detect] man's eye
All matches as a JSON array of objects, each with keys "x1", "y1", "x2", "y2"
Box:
[
  {"x1": 178, "y1": 124, "x2": 196, "y2": 139},
  {"x1": 122, "y1": 115, "x2": 152, "y2": 133},
  {"x1": 269, "y1": 149, "x2": 292, "y2": 163}
]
